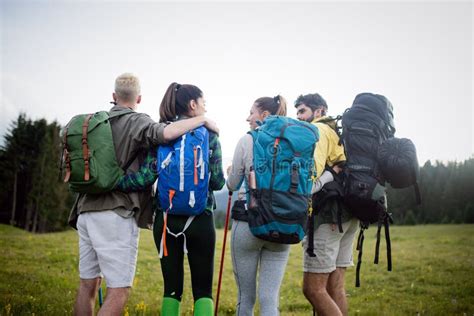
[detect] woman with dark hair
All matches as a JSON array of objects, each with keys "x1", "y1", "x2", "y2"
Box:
[
  {"x1": 226, "y1": 95, "x2": 290, "y2": 316},
  {"x1": 116, "y1": 82, "x2": 225, "y2": 316}
]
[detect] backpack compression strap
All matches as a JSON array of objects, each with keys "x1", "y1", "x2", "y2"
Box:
[
  {"x1": 411, "y1": 167, "x2": 422, "y2": 205},
  {"x1": 373, "y1": 214, "x2": 393, "y2": 273},
  {"x1": 81, "y1": 114, "x2": 93, "y2": 181},
  {"x1": 374, "y1": 214, "x2": 393, "y2": 272},
  {"x1": 355, "y1": 224, "x2": 366, "y2": 287},
  {"x1": 159, "y1": 189, "x2": 197, "y2": 259}
]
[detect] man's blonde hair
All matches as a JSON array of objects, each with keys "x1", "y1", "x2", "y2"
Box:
[{"x1": 114, "y1": 73, "x2": 141, "y2": 102}]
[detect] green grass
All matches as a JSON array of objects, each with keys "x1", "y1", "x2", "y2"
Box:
[{"x1": 1, "y1": 224, "x2": 473, "y2": 315}]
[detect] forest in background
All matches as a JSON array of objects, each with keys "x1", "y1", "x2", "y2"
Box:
[{"x1": 0, "y1": 114, "x2": 473, "y2": 233}]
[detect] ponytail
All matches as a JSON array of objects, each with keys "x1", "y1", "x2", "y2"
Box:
[
  {"x1": 275, "y1": 95, "x2": 287, "y2": 116},
  {"x1": 159, "y1": 83, "x2": 203, "y2": 122},
  {"x1": 159, "y1": 82, "x2": 179, "y2": 123},
  {"x1": 255, "y1": 94, "x2": 287, "y2": 116}
]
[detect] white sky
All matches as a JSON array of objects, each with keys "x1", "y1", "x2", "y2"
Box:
[{"x1": 1, "y1": 1, "x2": 473, "y2": 166}]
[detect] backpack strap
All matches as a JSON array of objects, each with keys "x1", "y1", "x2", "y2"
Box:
[
  {"x1": 411, "y1": 167, "x2": 422, "y2": 205},
  {"x1": 179, "y1": 135, "x2": 187, "y2": 192},
  {"x1": 159, "y1": 214, "x2": 195, "y2": 258},
  {"x1": 317, "y1": 115, "x2": 343, "y2": 140},
  {"x1": 81, "y1": 114, "x2": 93, "y2": 181},
  {"x1": 160, "y1": 190, "x2": 176, "y2": 258},
  {"x1": 159, "y1": 189, "x2": 195, "y2": 259},
  {"x1": 336, "y1": 201, "x2": 343, "y2": 233},
  {"x1": 384, "y1": 214, "x2": 393, "y2": 271},
  {"x1": 290, "y1": 164, "x2": 300, "y2": 194},
  {"x1": 62, "y1": 126, "x2": 71, "y2": 183},
  {"x1": 373, "y1": 212, "x2": 393, "y2": 271},
  {"x1": 306, "y1": 197, "x2": 317, "y2": 257},
  {"x1": 355, "y1": 224, "x2": 366, "y2": 287},
  {"x1": 374, "y1": 217, "x2": 383, "y2": 264}
]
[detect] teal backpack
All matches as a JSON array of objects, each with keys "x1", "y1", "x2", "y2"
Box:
[
  {"x1": 247, "y1": 116, "x2": 319, "y2": 244},
  {"x1": 61, "y1": 109, "x2": 132, "y2": 194}
]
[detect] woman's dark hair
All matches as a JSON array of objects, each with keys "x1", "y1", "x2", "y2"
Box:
[
  {"x1": 159, "y1": 82, "x2": 203, "y2": 122},
  {"x1": 294, "y1": 93, "x2": 328, "y2": 114},
  {"x1": 254, "y1": 95, "x2": 287, "y2": 116}
]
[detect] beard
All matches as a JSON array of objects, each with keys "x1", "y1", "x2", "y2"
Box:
[{"x1": 305, "y1": 114, "x2": 315, "y2": 123}]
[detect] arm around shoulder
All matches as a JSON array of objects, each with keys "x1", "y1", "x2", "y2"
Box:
[{"x1": 163, "y1": 116, "x2": 219, "y2": 142}]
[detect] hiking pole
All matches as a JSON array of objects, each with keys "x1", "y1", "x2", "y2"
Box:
[
  {"x1": 98, "y1": 277, "x2": 104, "y2": 307},
  {"x1": 215, "y1": 191, "x2": 233, "y2": 316},
  {"x1": 98, "y1": 287, "x2": 103, "y2": 307}
]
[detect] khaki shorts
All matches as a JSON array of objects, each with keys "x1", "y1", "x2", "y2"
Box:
[
  {"x1": 303, "y1": 218, "x2": 359, "y2": 274},
  {"x1": 77, "y1": 211, "x2": 139, "y2": 288}
]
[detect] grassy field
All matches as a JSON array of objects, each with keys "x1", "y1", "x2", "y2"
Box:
[{"x1": 0, "y1": 224, "x2": 473, "y2": 315}]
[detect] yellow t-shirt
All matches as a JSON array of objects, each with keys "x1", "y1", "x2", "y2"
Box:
[{"x1": 312, "y1": 116, "x2": 346, "y2": 178}]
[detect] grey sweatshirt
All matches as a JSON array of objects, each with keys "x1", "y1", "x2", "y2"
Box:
[{"x1": 226, "y1": 134, "x2": 253, "y2": 197}]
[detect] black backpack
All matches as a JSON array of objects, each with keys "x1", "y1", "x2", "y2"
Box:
[
  {"x1": 340, "y1": 92, "x2": 396, "y2": 287},
  {"x1": 378, "y1": 137, "x2": 421, "y2": 204},
  {"x1": 306, "y1": 166, "x2": 346, "y2": 258},
  {"x1": 306, "y1": 94, "x2": 421, "y2": 287}
]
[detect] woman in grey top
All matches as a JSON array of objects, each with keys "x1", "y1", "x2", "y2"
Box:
[{"x1": 226, "y1": 95, "x2": 290, "y2": 316}]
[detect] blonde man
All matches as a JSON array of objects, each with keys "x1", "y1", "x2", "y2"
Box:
[{"x1": 71, "y1": 73, "x2": 218, "y2": 315}]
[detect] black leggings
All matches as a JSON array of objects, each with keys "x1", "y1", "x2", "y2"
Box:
[{"x1": 153, "y1": 210, "x2": 216, "y2": 301}]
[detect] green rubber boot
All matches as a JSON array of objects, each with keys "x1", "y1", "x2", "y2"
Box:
[
  {"x1": 193, "y1": 297, "x2": 214, "y2": 316},
  {"x1": 161, "y1": 297, "x2": 180, "y2": 316}
]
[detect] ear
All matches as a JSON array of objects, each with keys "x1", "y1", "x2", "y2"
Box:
[
  {"x1": 261, "y1": 110, "x2": 271, "y2": 120},
  {"x1": 112, "y1": 92, "x2": 117, "y2": 101},
  {"x1": 189, "y1": 99, "x2": 197, "y2": 111},
  {"x1": 137, "y1": 95, "x2": 142, "y2": 104}
]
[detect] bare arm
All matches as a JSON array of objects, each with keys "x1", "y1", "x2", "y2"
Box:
[{"x1": 163, "y1": 116, "x2": 219, "y2": 142}]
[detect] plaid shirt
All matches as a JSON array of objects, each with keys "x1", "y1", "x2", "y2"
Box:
[{"x1": 116, "y1": 131, "x2": 225, "y2": 212}]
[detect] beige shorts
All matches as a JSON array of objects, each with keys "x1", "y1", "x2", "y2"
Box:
[
  {"x1": 303, "y1": 218, "x2": 359, "y2": 274},
  {"x1": 77, "y1": 211, "x2": 139, "y2": 288}
]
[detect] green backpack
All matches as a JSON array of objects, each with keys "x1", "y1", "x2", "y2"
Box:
[{"x1": 61, "y1": 109, "x2": 132, "y2": 194}]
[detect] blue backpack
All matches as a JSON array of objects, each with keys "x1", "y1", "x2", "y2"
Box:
[
  {"x1": 156, "y1": 126, "x2": 210, "y2": 216},
  {"x1": 248, "y1": 116, "x2": 319, "y2": 244}
]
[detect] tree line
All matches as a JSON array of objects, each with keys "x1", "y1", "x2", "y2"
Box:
[
  {"x1": 0, "y1": 114, "x2": 74, "y2": 233},
  {"x1": 387, "y1": 158, "x2": 474, "y2": 225},
  {"x1": 0, "y1": 114, "x2": 472, "y2": 233}
]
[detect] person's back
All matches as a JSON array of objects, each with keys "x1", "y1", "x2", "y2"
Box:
[
  {"x1": 227, "y1": 95, "x2": 293, "y2": 316},
  {"x1": 295, "y1": 93, "x2": 357, "y2": 316},
  {"x1": 71, "y1": 74, "x2": 220, "y2": 316}
]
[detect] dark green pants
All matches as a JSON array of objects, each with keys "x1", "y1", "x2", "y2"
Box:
[{"x1": 153, "y1": 210, "x2": 215, "y2": 301}]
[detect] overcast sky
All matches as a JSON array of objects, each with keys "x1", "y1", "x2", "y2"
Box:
[{"x1": 1, "y1": 1, "x2": 472, "y2": 166}]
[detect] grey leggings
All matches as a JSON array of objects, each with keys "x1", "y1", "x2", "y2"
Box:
[{"x1": 231, "y1": 220, "x2": 290, "y2": 316}]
